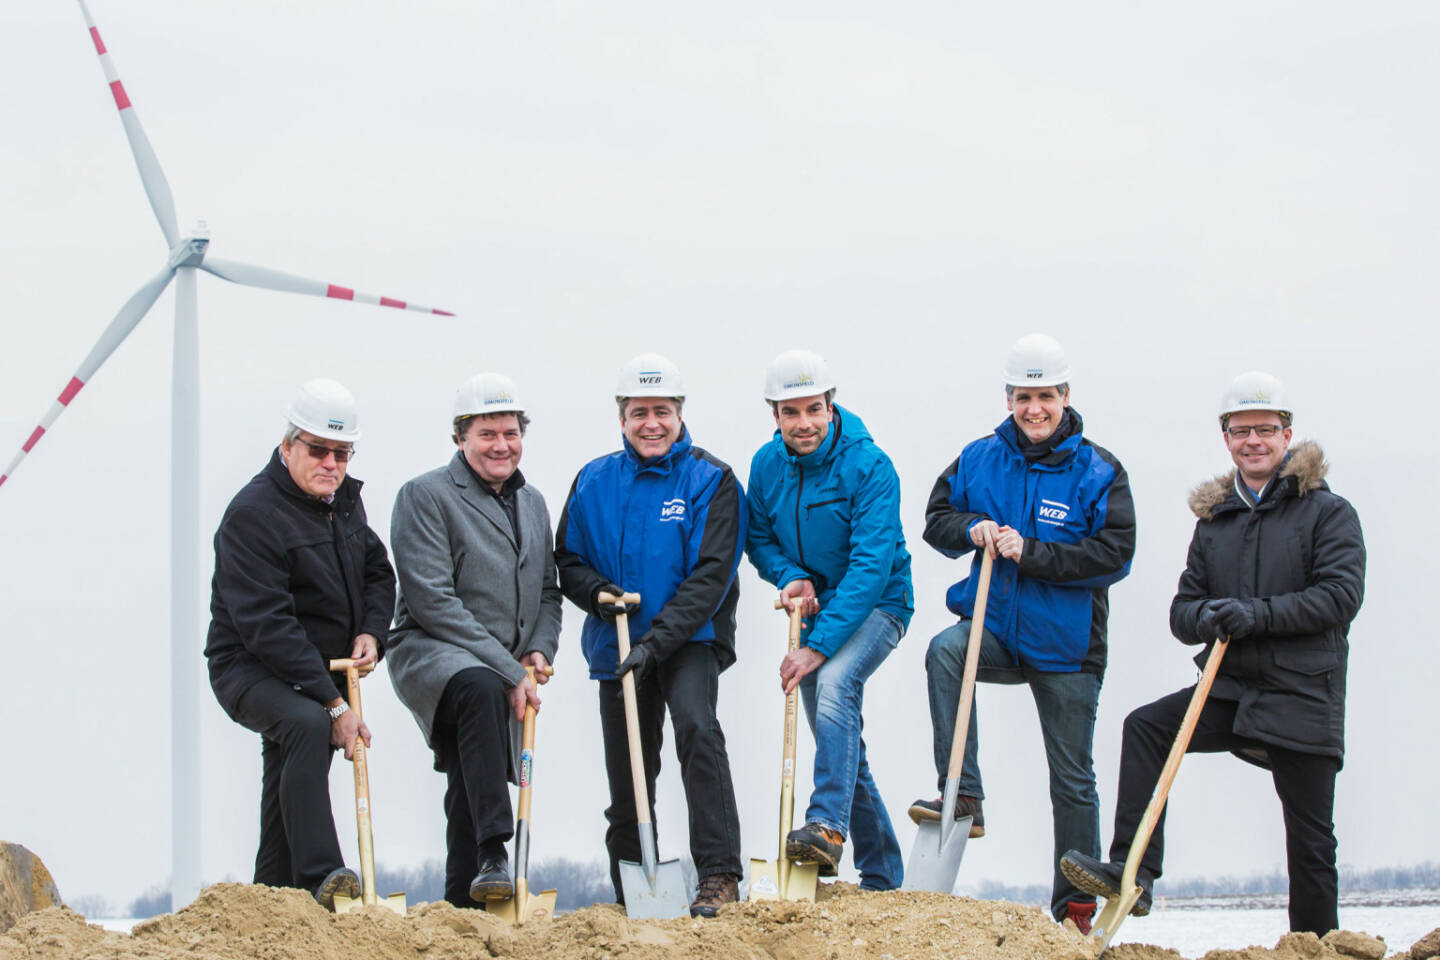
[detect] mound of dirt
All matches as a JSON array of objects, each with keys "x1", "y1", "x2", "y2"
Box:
[
  {"x1": 0, "y1": 882, "x2": 1430, "y2": 960},
  {"x1": 0, "y1": 843, "x2": 62, "y2": 934}
]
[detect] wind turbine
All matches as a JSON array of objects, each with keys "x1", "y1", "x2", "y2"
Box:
[{"x1": 2, "y1": 1, "x2": 452, "y2": 909}]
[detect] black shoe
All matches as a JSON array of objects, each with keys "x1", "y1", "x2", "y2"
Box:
[
  {"x1": 1059, "y1": 851, "x2": 1153, "y2": 917},
  {"x1": 469, "y1": 855, "x2": 513, "y2": 902},
  {"x1": 689, "y1": 873, "x2": 740, "y2": 918},
  {"x1": 785, "y1": 823, "x2": 844, "y2": 878},
  {"x1": 907, "y1": 795, "x2": 985, "y2": 837},
  {"x1": 314, "y1": 866, "x2": 361, "y2": 911}
]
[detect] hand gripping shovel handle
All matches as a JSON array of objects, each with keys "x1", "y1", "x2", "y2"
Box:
[
  {"x1": 597, "y1": 590, "x2": 659, "y2": 882},
  {"x1": 1092, "y1": 635, "x2": 1231, "y2": 950},
  {"x1": 328, "y1": 659, "x2": 377, "y2": 906},
  {"x1": 939, "y1": 550, "x2": 994, "y2": 844},
  {"x1": 773, "y1": 598, "x2": 806, "y2": 893}
]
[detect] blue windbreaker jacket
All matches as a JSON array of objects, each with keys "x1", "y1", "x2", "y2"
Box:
[
  {"x1": 924, "y1": 410, "x2": 1135, "y2": 674},
  {"x1": 746, "y1": 404, "x2": 913, "y2": 657},
  {"x1": 555, "y1": 426, "x2": 745, "y2": 680}
]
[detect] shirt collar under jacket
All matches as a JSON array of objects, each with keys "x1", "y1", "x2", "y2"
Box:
[
  {"x1": 1232, "y1": 450, "x2": 1291, "y2": 510},
  {"x1": 454, "y1": 449, "x2": 527, "y2": 499}
]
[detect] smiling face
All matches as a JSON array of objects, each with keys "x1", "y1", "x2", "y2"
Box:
[
  {"x1": 1224, "y1": 409, "x2": 1292, "y2": 491},
  {"x1": 281, "y1": 430, "x2": 352, "y2": 497},
  {"x1": 621, "y1": 398, "x2": 682, "y2": 459},
  {"x1": 458, "y1": 412, "x2": 523, "y2": 491},
  {"x1": 1007, "y1": 385, "x2": 1070, "y2": 443},
  {"x1": 773, "y1": 392, "x2": 832, "y2": 456}
]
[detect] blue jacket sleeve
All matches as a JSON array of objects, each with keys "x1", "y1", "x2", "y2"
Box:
[
  {"x1": 806, "y1": 454, "x2": 901, "y2": 657},
  {"x1": 745, "y1": 453, "x2": 810, "y2": 590}
]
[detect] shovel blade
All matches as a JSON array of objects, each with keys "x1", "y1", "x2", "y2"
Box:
[
  {"x1": 900, "y1": 817, "x2": 972, "y2": 893},
  {"x1": 1089, "y1": 885, "x2": 1142, "y2": 952},
  {"x1": 618, "y1": 857, "x2": 690, "y2": 919},
  {"x1": 747, "y1": 858, "x2": 819, "y2": 902},
  {"x1": 332, "y1": 892, "x2": 406, "y2": 916},
  {"x1": 486, "y1": 889, "x2": 558, "y2": 925}
]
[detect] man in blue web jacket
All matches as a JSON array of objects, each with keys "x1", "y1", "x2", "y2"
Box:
[
  {"x1": 916, "y1": 334, "x2": 1135, "y2": 932},
  {"x1": 745, "y1": 349, "x2": 913, "y2": 889},
  {"x1": 554, "y1": 353, "x2": 746, "y2": 918}
]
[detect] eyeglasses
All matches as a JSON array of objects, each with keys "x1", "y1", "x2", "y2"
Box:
[
  {"x1": 1225, "y1": 424, "x2": 1284, "y2": 439},
  {"x1": 293, "y1": 438, "x2": 355, "y2": 463}
]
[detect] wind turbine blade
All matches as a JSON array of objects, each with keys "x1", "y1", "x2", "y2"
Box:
[
  {"x1": 1, "y1": 267, "x2": 175, "y2": 489},
  {"x1": 199, "y1": 257, "x2": 455, "y2": 315},
  {"x1": 77, "y1": 0, "x2": 180, "y2": 249}
]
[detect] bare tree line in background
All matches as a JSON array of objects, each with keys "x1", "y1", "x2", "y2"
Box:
[{"x1": 72, "y1": 859, "x2": 1440, "y2": 920}]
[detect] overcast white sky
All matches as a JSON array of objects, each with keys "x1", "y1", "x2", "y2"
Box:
[{"x1": 1, "y1": 0, "x2": 1435, "y2": 916}]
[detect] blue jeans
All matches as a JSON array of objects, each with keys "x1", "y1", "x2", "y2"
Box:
[
  {"x1": 799, "y1": 607, "x2": 905, "y2": 891},
  {"x1": 925, "y1": 620, "x2": 1102, "y2": 919}
]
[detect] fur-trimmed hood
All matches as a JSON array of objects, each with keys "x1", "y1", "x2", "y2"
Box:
[{"x1": 1188, "y1": 440, "x2": 1328, "y2": 520}]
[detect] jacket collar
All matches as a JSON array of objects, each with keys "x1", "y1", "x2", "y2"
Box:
[
  {"x1": 1188, "y1": 440, "x2": 1330, "y2": 520},
  {"x1": 446, "y1": 453, "x2": 521, "y2": 549},
  {"x1": 622, "y1": 424, "x2": 694, "y2": 474},
  {"x1": 993, "y1": 409, "x2": 1085, "y2": 468},
  {"x1": 264, "y1": 447, "x2": 359, "y2": 511}
]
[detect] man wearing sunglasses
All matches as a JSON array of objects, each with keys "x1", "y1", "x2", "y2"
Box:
[
  {"x1": 206, "y1": 378, "x2": 396, "y2": 911},
  {"x1": 1062, "y1": 371, "x2": 1366, "y2": 937}
]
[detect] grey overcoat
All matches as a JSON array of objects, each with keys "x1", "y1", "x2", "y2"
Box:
[{"x1": 386, "y1": 455, "x2": 563, "y2": 779}]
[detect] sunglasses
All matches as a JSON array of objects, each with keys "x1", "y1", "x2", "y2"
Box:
[
  {"x1": 293, "y1": 438, "x2": 355, "y2": 463},
  {"x1": 1225, "y1": 424, "x2": 1283, "y2": 439}
]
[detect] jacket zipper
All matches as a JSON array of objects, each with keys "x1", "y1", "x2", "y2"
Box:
[{"x1": 794, "y1": 463, "x2": 808, "y2": 570}]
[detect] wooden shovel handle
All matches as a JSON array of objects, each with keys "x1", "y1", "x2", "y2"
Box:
[
  {"x1": 327, "y1": 658, "x2": 376, "y2": 676},
  {"x1": 600, "y1": 590, "x2": 653, "y2": 828},
  {"x1": 945, "y1": 550, "x2": 994, "y2": 779},
  {"x1": 516, "y1": 665, "x2": 553, "y2": 822},
  {"x1": 597, "y1": 590, "x2": 641, "y2": 606},
  {"x1": 1118, "y1": 636, "x2": 1230, "y2": 891}
]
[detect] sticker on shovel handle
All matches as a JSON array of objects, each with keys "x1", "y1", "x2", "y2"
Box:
[{"x1": 520, "y1": 749, "x2": 533, "y2": 788}]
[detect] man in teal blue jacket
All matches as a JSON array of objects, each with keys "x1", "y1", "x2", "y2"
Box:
[
  {"x1": 917, "y1": 334, "x2": 1134, "y2": 932},
  {"x1": 745, "y1": 349, "x2": 914, "y2": 889}
]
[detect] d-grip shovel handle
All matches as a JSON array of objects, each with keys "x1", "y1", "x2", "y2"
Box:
[{"x1": 596, "y1": 590, "x2": 652, "y2": 828}]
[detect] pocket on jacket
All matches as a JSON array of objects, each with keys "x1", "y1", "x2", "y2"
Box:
[{"x1": 1271, "y1": 644, "x2": 1339, "y2": 676}]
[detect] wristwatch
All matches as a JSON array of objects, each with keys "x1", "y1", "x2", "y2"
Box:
[{"x1": 326, "y1": 701, "x2": 350, "y2": 720}]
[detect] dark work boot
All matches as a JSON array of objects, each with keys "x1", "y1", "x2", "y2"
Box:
[
  {"x1": 785, "y1": 823, "x2": 844, "y2": 878},
  {"x1": 1059, "y1": 850, "x2": 1153, "y2": 917},
  {"x1": 470, "y1": 854, "x2": 513, "y2": 902},
  {"x1": 314, "y1": 866, "x2": 361, "y2": 911},
  {"x1": 689, "y1": 873, "x2": 740, "y2": 918}
]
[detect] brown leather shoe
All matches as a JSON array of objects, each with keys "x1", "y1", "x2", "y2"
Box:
[
  {"x1": 906, "y1": 795, "x2": 985, "y2": 837},
  {"x1": 689, "y1": 872, "x2": 740, "y2": 918}
]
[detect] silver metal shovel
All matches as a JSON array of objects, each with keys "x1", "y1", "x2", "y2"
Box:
[
  {"x1": 902, "y1": 551, "x2": 993, "y2": 894},
  {"x1": 598, "y1": 590, "x2": 690, "y2": 920}
]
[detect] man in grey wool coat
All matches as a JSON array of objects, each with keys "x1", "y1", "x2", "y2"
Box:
[{"x1": 386, "y1": 372, "x2": 563, "y2": 908}]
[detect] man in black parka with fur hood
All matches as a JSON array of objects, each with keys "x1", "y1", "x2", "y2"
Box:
[{"x1": 1062, "y1": 372, "x2": 1365, "y2": 936}]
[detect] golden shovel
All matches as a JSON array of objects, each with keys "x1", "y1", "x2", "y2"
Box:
[
  {"x1": 327, "y1": 658, "x2": 406, "y2": 915},
  {"x1": 487, "y1": 664, "x2": 559, "y2": 925},
  {"x1": 747, "y1": 598, "x2": 819, "y2": 902}
]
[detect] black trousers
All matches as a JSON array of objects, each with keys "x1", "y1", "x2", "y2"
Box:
[
  {"x1": 433, "y1": 667, "x2": 515, "y2": 909},
  {"x1": 231, "y1": 676, "x2": 344, "y2": 893},
  {"x1": 1109, "y1": 686, "x2": 1341, "y2": 935},
  {"x1": 597, "y1": 643, "x2": 743, "y2": 902}
]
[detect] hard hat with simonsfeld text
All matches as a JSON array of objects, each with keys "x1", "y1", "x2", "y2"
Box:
[
  {"x1": 616, "y1": 353, "x2": 685, "y2": 400},
  {"x1": 1002, "y1": 333, "x2": 1071, "y2": 388},
  {"x1": 764, "y1": 349, "x2": 836, "y2": 403},
  {"x1": 454, "y1": 372, "x2": 524, "y2": 419},
  {"x1": 1218, "y1": 371, "x2": 1292, "y2": 426},
  {"x1": 286, "y1": 378, "x2": 360, "y2": 442}
]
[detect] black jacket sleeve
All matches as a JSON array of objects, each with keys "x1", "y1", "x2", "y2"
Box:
[
  {"x1": 554, "y1": 472, "x2": 612, "y2": 616},
  {"x1": 644, "y1": 466, "x2": 743, "y2": 661},
  {"x1": 1170, "y1": 525, "x2": 1213, "y2": 645},
  {"x1": 923, "y1": 455, "x2": 987, "y2": 558}
]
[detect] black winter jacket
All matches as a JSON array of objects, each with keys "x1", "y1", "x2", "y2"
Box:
[
  {"x1": 1169, "y1": 441, "x2": 1365, "y2": 764},
  {"x1": 206, "y1": 450, "x2": 397, "y2": 715}
]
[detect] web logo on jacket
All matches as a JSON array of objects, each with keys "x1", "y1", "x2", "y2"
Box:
[
  {"x1": 660, "y1": 498, "x2": 687, "y2": 522},
  {"x1": 1037, "y1": 499, "x2": 1070, "y2": 527}
]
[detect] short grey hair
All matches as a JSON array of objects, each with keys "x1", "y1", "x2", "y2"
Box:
[
  {"x1": 282, "y1": 424, "x2": 304, "y2": 445},
  {"x1": 617, "y1": 396, "x2": 684, "y2": 416},
  {"x1": 769, "y1": 387, "x2": 836, "y2": 415},
  {"x1": 454, "y1": 411, "x2": 531, "y2": 443},
  {"x1": 1006, "y1": 382, "x2": 1069, "y2": 400}
]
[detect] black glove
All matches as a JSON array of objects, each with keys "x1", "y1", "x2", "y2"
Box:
[
  {"x1": 1195, "y1": 598, "x2": 1227, "y2": 643},
  {"x1": 615, "y1": 641, "x2": 656, "y2": 684},
  {"x1": 1212, "y1": 598, "x2": 1259, "y2": 640},
  {"x1": 593, "y1": 583, "x2": 639, "y2": 621}
]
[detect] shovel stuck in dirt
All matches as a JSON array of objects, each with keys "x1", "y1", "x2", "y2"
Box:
[
  {"x1": 1088, "y1": 636, "x2": 1230, "y2": 952},
  {"x1": 327, "y1": 658, "x2": 407, "y2": 916},
  {"x1": 748, "y1": 599, "x2": 819, "y2": 902},
  {"x1": 903, "y1": 551, "x2": 993, "y2": 895},
  {"x1": 597, "y1": 590, "x2": 690, "y2": 920},
  {"x1": 487, "y1": 664, "x2": 559, "y2": 925}
]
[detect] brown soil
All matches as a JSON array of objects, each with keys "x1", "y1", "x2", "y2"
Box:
[{"x1": 0, "y1": 882, "x2": 1431, "y2": 960}]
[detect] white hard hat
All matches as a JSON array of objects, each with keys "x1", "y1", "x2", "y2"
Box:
[
  {"x1": 286, "y1": 378, "x2": 360, "y2": 441},
  {"x1": 1002, "y1": 333, "x2": 1072, "y2": 388},
  {"x1": 616, "y1": 353, "x2": 685, "y2": 400},
  {"x1": 1218, "y1": 371, "x2": 1292, "y2": 425},
  {"x1": 454, "y1": 372, "x2": 524, "y2": 419},
  {"x1": 764, "y1": 349, "x2": 836, "y2": 403}
]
